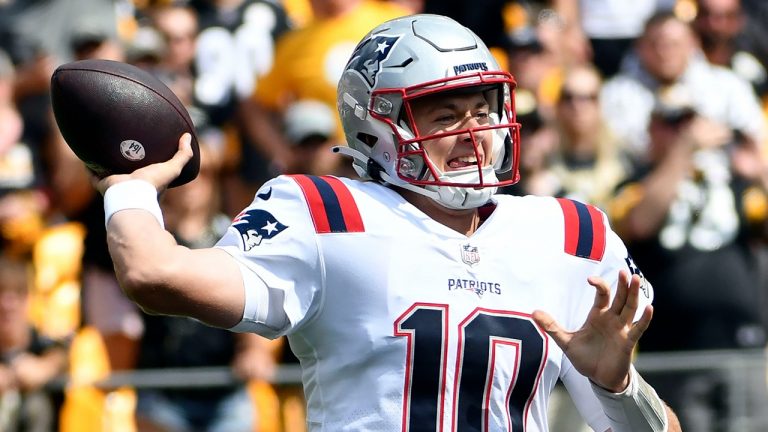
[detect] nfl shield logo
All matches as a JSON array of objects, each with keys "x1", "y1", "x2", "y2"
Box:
[{"x1": 461, "y1": 244, "x2": 480, "y2": 267}]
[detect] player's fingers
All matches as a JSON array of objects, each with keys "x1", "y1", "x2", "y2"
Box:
[
  {"x1": 168, "y1": 133, "x2": 194, "y2": 169},
  {"x1": 147, "y1": 133, "x2": 193, "y2": 184},
  {"x1": 628, "y1": 305, "x2": 653, "y2": 342},
  {"x1": 619, "y1": 274, "x2": 642, "y2": 323},
  {"x1": 587, "y1": 275, "x2": 611, "y2": 310},
  {"x1": 93, "y1": 174, "x2": 110, "y2": 194},
  {"x1": 129, "y1": 133, "x2": 192, "y2": 191},
  {"x1": 609, "y1": 270, "x2": 630, "y2": 315},
  {"x1": 532, "y1": 310, "x2": 572, "y2": 350}
]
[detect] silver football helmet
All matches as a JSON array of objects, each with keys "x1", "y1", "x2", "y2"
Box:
[{"x1": 335, "y1": 14, "x2": 521, "y2": 209}]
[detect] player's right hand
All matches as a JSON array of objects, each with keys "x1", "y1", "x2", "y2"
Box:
[{"x1": 95, "y1": 133, "x2": 194, "y2": 195}]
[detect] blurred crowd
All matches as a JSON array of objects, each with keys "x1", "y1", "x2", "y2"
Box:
[{"x1": 2, "y1": 0, "x2": 768, "y2": 431}]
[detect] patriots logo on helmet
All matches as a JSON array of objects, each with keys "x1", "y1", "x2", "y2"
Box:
[
  {"x1": 346, "y1": 34, "x2": 401, "y2": 88},
  {"x1": 232, "y1": 209, "x2": 288, "y2": 251}
]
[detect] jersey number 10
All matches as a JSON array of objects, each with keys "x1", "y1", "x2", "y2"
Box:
[{"x1": 395, "y1": 304, "x2": 547, "y2": 432}]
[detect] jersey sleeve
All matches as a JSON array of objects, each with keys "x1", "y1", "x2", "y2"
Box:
[
  {"x1": 216, "y1": 175, "x2": 324, "y2": 338},
  {"x1": 599, "y1": 211, "x2": 655, "y2": 320},
  {"x1": 560, "y1": 357, "x2": 612, "y2": 432},
  {"x1": 556, "y1": 197, "x2": 654, "y2": 324},
  {"x1": 554, "y1": 199, "x2": 655, "y2": 428}
]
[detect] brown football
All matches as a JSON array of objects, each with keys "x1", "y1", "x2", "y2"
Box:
[{"x1": 51, "y1": 59, "x2": 200, "y2": 187}]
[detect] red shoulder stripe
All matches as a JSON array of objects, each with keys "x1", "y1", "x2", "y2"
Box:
[
  {"x1": 289, "y1": 175, "x2": 365, "y2": 234},
  {"x1": 291, "y1": 175, "x2": 331, "y2": 233},
  {"x1": 556, "y1": 198, "x2": 606, "y2": 261},
  {"x1": 322, "y1": 176, "x2": 365, "y2": 232},
  {"x1": 557, "y1": 198, "x2": 580, "y2": 256},
  {"x1": 587, "y1": 204, "x2": 606, "y2": 261}
]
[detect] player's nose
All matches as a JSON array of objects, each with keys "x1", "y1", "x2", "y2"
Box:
[{"x1": 458, "y1": 119, "x2": 484, "y2": 144}]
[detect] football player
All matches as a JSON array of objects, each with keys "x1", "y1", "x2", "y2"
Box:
[{"x1": 98, "y1": 14, "x2": 681, "y2": 432}]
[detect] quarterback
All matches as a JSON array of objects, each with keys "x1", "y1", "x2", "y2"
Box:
[{"x1": 99, "y1": 14, "x2": 681, "y2": 432}]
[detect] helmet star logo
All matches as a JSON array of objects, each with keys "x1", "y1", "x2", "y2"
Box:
[{"x1": 345, "y1": 34, "x2": 401, "y2": 88}]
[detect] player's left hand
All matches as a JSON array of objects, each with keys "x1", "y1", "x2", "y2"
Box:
[{"x1": 532, "y1": 270, "x2": 653, "y2": 392}]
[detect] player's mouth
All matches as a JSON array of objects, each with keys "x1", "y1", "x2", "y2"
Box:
[{"x1": 447, "y1": 155, "x2": 483, "y2": 170}]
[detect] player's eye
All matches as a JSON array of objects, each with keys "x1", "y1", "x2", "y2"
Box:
[{"x1": 433, "y1": 113, "x2": 457, "y2": 124}]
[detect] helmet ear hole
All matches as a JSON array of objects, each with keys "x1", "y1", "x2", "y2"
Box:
[{"x1": 356, "y1": 132, "x2": 378, "y2": 148}]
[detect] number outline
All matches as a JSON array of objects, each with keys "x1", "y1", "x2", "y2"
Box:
[{"x1": 396, "y1": 304, "x2": 548, "y2": 432}]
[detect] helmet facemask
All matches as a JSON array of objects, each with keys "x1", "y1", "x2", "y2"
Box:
[{"x1": 369, "y1": 73, "x2": 521, "y2": 209}]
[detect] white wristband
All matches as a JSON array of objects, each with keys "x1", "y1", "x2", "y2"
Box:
[
  {"x1": 103, "y1": 179, "x2": 164, "y2": 229},
  {"x1": 591, "y1": 365, "x2": 668, "y2": 432}
]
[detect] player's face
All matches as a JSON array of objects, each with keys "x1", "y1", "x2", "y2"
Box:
[{"x1": 409, "y1": 92, "x2": 494, "y2": 173}]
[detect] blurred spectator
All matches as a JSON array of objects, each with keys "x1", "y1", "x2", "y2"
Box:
[
  {"x1": 547, "y1": 64, "x2": 634, "y2": 209},
  {"x1": 147, "y1": 4, "x2": 230, "y2": 178},
  {"x1": 0, "y1": 0, "x2": 117, "y2": 66},
  {"x1": 68, "y1": 21, "x2": 125, "y2": 66},
  {"x1": 498, "y1": 88, "x2": 559, "y2": 197},
  {"x1": 552, "y1": 0, "x2": 673, "y2": 77},
  {"x1": 740, "y1": 0, "x2": 768, "y2": 71},
  {"x1": 503, "y1": 5, "x2": 565, "y2": 119},
  {"x1": 500, "y1": 64, "x2": 633, "y2": 211},
  {"x1": 190, "y1": 0, "x2": 290, "y2": 122},
  {"x1": 423, "y1": 0, "x2": 507, "y2": 49},
  {"x1": 148, "y1": 4, "x2": 203, "y2": 142},
  {"x1": 124, "y1": 24, "x2": 167, "y2": 70},
  {"x1": 0, "y1": 4, "x2": 117, "y2": 198},
  {"x1": 151, "y1": 4, "x2": 199, "y2": 76},
  {"x1": 188, "y1": 0, "x2": 291, "y2": 214},
  {"x1": 135, "y1": 141, "x2": 280, "y2": 432},
  {"x1": 609, "y1": 85, "x2": 768, "y2": 431},
  {"x1": 147, "y1": 3, "x2": 246, "y2": 217},
  {"x1": 692, "y1": 0, "x2": 768, "y2": 99},
  {"x1": 282, "y1": 99, "x2": 353, "y2": 177},
  {"x1": 391, "y1": 0, "x2": 425, "y2": 13},
  {"x1": 243, "y1": 0, "x2": 408, "y2": 177},
  {"x1": 0, "y1": 50, "x2": 48, "y2": 258},
  {"x1": 0, "y1": 253, "x2": 68, "y2": 432},
  {"x1": 601, "y1": 11, "x2": 765, "y2": 160}
]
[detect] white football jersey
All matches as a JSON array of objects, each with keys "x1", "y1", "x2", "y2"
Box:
[{"x1": 215, "y1": 175, "x2": 654, "y2": 432}]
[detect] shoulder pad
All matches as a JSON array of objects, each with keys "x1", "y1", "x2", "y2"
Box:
[
  {"x1": 289, "y1": 175, "x2": 365, "y2": 234},
  {"x1": 556, "y1": 198, "x2": 606, "y2": 261}
]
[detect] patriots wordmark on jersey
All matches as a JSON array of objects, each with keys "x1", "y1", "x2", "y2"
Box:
[{"x1": 216, "y1": 175, "x2": 654, "y2": 432}]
